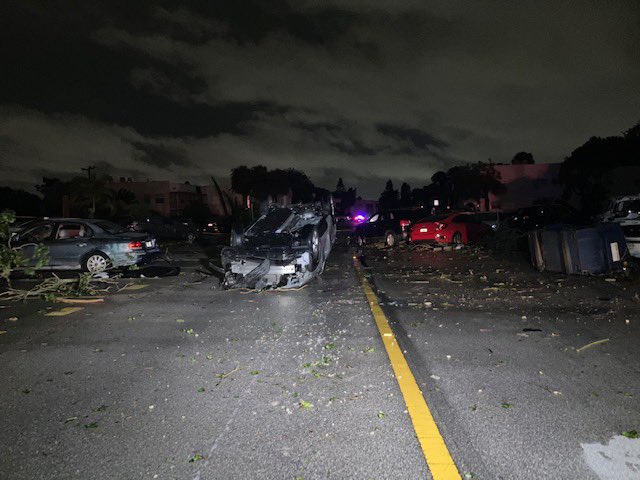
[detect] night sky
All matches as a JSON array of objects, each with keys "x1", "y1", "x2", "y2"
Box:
[{"x1": 1, "y1": 1, "x2": 639, "y2": 198}]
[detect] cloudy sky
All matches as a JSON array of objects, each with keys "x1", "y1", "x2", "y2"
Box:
[{"x1": 1, "y1": 0, "x2": 639, "y2": 198}]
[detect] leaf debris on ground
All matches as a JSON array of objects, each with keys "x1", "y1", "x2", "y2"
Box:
[{"x1": 576, "y1": 338, "x2": 610, "y2": 353}]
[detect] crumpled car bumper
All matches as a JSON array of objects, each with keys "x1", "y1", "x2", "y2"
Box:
[{"x1": 221, "y1": 246, "x2": 316, "y2": 289}]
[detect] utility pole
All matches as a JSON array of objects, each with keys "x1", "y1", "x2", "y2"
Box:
[{"x1": 81, "y1": 165, "x2": 95, "y2": 180}]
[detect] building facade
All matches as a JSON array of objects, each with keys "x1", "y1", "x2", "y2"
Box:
[
  {"x1": 109, "y1": 179, "x2": 202, "y2": 217},
  {"x1": 488, "y1": 163, "x2": 563, "y2": 211}
]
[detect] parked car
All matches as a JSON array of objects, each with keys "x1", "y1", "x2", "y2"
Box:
[
  {"x1": 474, "y1": 211, "x2": 514, "y2": 230},
  {"x1": 199, "y1": 217, "x2": 232, "y2": 236},
  {"x1": 128, "y1": 214, "x2": 198, "y2": 243},
  {"x1": 508, "y1": 204, "x2": 580, "y2": 231},
  {"x1": 409, "y1": 212, "x2": 491, "y2": 245},
  {"x1": 220, "y1": 202, "x2": 336, "y2": 289},
  {"x1": 10, "y1": 218, "x2": 160, "y2": 273},
  {"x1": 600, "y1": 194, "x2": 640, "y2": 258},
  {"x1": 353, "y1": 208, "x2": 427, "y2": 247}
]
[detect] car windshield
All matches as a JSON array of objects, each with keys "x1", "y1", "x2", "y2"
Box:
[
  {"x1": 616, "y1": 200, "x2": 640, "y2": 216},
  {"x1": 94, "y1": 220, "x2": 127, "y2": 234}
]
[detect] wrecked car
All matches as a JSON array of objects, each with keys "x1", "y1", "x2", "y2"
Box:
[{"x1": 220, "y1": 203, "x2": 336, "y2": 289}]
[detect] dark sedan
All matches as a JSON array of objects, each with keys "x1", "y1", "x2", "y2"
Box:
[
  {"x1": 11, "y1": 218, "x2": 160, "y2": 273},
  {"x1": 353, "y1": 208, "x2": 427, "y2": 247},
  {"x1": 127, "y1": 214, "x2": 198, "y2": 243}
]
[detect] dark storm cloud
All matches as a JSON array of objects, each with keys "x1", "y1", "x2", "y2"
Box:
[
  {"x1": 290, "y1": 121, "x2": 344, "y2": 136},
  {"x1": 328, "y1": 138, "x2": 381, "y2": 156},
  {"x1": 376, "y1": 124, "x2": 449, "y2": 151},
  {"x1": 1, "y1": 0, "x2": 639, "y2": 199},
  {"x1": 183, "y1": 0, "x2": 359, "y2": 45},
  {"x1": 131, "y1": 141, "x2": 190, "y2": 169},
  {"x1": 0, "y1": 3, "x2": 291, "y2": 138}
]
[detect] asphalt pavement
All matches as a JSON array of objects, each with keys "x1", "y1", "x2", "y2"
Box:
[
  {"x1": 359, "y1": 241, "x2": 640, "y2": 480},
  {"x1": 0, "y1": 243, "x2": 428, "y2": 480},
  {"x1": 1, "y1": 239, "x2": 639, "y2": 479}
]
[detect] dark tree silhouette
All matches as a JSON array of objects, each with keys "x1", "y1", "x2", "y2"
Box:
[
  {"x1": 559, "y1": 120, "x2": 640, "y2": 217},
  {"x1": 378, "y1": 180, "x2": 399, "y2": 210},
  {"x1": 0, "y1": 187, "x2": 42, "y2": 216},
  {"x1": 511, "y1": 152, "x2": 535, "y2": 164},
  {"x1": 430, "y1": 171, "x2": 452, "y2": 208},
  {"x1": 36, "y1": 177, "x2": 69, "y2": 216},
  {"x1": 231, "y1": 166, "x2": 316, "y2": 205},
  {"x1": 447, "y1": 162, "x2": 505, "y2": 211},
  {"x1": 332, "y1": 179, "x2": 356, "y2": 215},
  {"x1": 231, "y1": 166, "x2": 252, "y2": 204},
  {"x1": 400, "y1": 182, "x2": 411, "y2": 206}
]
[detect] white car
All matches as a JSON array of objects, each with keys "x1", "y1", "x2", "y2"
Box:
[{"x1": 600, "y1": 195, "x2": 640, "y2": 258}]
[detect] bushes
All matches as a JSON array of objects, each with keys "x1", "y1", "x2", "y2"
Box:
[{"x1": 0, "y1": 210, "x2": 49, "y2": 288}]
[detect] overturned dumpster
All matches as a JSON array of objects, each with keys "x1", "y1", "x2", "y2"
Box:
[
  {"x1": 220, "y1": 203, "x2": 336, "y2": 289},
  {"x1": 529, "y1": 223, "x2": 627, "y2": 274}
]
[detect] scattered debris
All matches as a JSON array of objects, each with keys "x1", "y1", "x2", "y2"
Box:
[
  {"x1": 576, "y1": 338, "x2": 610, "y2": 353},
  {"x1": 188, "y1": 453, "x2": 204, "y2": 463},
  {"x1": 44, "y1": 307, "x2": 84, "y2": 317},
  {"x1": 57, "y1": 297, "x2": 104, "y2": 304}
]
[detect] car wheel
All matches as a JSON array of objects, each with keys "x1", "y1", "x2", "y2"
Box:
[
  {"x1": 186, "y1": 232, "x2": 196, "y2": 243},
  {"x1": 452, "y1": 232, "x2": 462, "y2": 245},
  {"x1": 82, "y1": 252, "x2": 110, "y2": 273},
  {"x1": 384, "y1": 231, "x2": 396, "y2": 247},
  {"x1": 310, "y1": 227, "x2": 320, "y2": 262}
]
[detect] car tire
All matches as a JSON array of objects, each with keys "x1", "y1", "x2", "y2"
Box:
[
  {"x1": 82, "y1": 252, "x2": 110, "y2": 273},
  {"x1": 452, "y1": 232, "x2": 462, "y2": 245},
  {"x1": 384, "y1": 231, "x2": 396, "y2": 248},
  {"x1": 309, "y1": 227, "x2": 320, "y2": 269}
]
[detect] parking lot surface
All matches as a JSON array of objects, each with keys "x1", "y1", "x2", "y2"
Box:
[{"x1": 1, "y1": 240, "x2": 639, "y2": 479}]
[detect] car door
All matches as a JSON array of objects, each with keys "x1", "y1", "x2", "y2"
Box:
[
  {"x1": 12, "y1": 222, "x2": 55, "y2": 267},
  {"x1": 49, "y1": 222, "x2": 94, "y2": 268},
  {"x1": 383, "y1": 212, "x2": 396, "y2": 234},
  {"x1": 360, "y1": 213, "x2": 380, "y2": 239}
]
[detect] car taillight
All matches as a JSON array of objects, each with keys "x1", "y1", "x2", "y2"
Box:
[
  {"x1": 128, "y1": 241, "x2": 143, "y2": 249},
  {"x1": 400, "y1": 219, "x2": 411, "y2": 228}
]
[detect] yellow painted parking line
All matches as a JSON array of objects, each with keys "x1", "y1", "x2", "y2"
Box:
[
  {"x1": 354, "y1": 257, "x2": 461, "y2": 480},
  {"x1": 45, "y1": 307, "x2": 84, "y2": 317}
]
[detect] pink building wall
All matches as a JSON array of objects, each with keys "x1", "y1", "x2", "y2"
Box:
[{"x1": 488, "y1": 163, "x2": 563, "y2": 211}]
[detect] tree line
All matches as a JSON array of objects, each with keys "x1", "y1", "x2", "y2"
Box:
[{"x1": 1, "y1": 119, "x2": 638, "y2": 220}]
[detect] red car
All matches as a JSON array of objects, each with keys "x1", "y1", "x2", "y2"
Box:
[{"x1": 409, "y1": 212, "x2": 491, "y2": 244}]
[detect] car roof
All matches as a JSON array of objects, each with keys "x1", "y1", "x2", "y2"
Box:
[{"x1": 35, "y1": 218, "x2": 102, "y2": 223}]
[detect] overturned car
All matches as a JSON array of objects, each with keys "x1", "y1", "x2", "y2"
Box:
[{"x1": 220, "y1": 203, "x2": 336, "y2": 289}]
